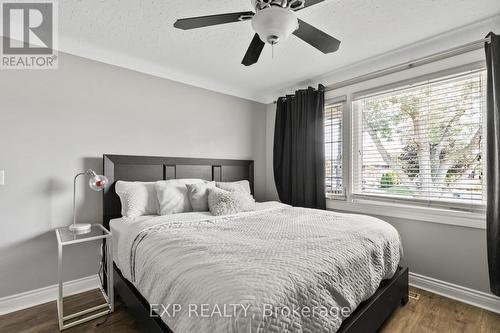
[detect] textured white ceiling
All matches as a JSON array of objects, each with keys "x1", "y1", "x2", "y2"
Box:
[{"x1": 60, "y1": 0, "x2": 500, "y2": 103}]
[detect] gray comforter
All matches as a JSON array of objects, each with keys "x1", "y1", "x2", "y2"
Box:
[{"x1": 116, "y1": 202, "x2": 402, "y2": 333}]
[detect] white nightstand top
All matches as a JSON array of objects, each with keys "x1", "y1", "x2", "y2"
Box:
[{"x1": 55, "y1": 224, "x2": 110, "y2": 245}]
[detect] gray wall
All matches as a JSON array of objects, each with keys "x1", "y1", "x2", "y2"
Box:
[
  {"x1": 382, "y1": 215, "x2": 489, "y2": 293},
  {"x1": 265, "y1": 103, "x2": 279, "y2": 201},
  {"x1": 0, "y1": 52, "x2": 267, "y2": 298}
]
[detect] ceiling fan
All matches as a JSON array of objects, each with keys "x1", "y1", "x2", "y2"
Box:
[{"x1": 173, "y1": 0, "x2": 341, "y2": 66}]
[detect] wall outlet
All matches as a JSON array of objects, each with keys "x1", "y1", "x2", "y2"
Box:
[{"x1": 0, "y1": 170, "x2": 4, "y2": 185}]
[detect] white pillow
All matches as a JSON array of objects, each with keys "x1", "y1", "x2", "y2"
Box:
[
  {"x1": 208, "y1": 187, "x2": 256, "y2": 216},
  {"x1": 216, "y1": 180, "x2": 252, "y2": 195},
  {"x1": 186, "y1": 181, "x2": 216, "y2": 212},
  {"x1": 156, "y1": 179, "x2": 204, "y2": 215},
  {"x1": 115, "y1": 181, "x2": 159, "y2": 217}
]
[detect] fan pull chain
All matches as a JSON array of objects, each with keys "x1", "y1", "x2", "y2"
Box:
[{"x1": 272, "y1": 43, "x2": 274, "y2": 59}]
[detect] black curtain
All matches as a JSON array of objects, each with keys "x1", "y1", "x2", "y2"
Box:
[
  {"x1": 486, "y1": 32, "x2": 500, "y2": 296},
  {"x1": 273, "y1": 85, "x2": 326, "y2": 209}
]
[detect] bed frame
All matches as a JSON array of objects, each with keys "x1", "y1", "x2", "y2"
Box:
[{"x1": 102, "y1": 154, "x2": 409, "y2": 333}]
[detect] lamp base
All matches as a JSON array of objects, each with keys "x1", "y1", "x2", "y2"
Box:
[{"x1": 69, "y1": 223, "x2": 92, "y2": 233}]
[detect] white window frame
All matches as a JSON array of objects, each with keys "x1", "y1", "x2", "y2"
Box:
[
  {"x1": 325, "y1": 95, "x2": 348, "y2": 200},
  {"x1": 325, "y1": 61, "x2": 487, "y2": 229}
]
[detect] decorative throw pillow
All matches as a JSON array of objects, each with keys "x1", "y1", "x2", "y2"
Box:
[
  {"x1": 216, "y1": 180, "x2": 252, "y2": 195},
  {"x1": 208, "y1": 187, "x2": 256, "y2": 216},
  {"x1": 115, "y1": 181, "x2": 159, "y2": 217},
  {"x1": 155, "y1": 179, "x2": 204, "y2": 215},
  {"x1": 186, "y1": 181, "x2": 216, "y2": 212}
]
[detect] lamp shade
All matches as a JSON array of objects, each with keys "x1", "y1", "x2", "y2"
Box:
[
  {"x1": 252, "y1": 6, "x2": 298, "y2": 45},
  {"x1": 89, "y1": 174, "x2": 108, "y2": 191}
]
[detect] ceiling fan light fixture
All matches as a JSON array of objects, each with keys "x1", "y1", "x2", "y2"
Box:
[
  {"x1": 174, "y1": 0, "x2": 341, "y2": 66},
  {"x1": 251, "y1": 6, "x2": 298, "y2": 45}
]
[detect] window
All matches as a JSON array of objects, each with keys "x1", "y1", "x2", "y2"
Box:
[
  {"x1": 325, "y1": 100, "x2": 345, "y2": 196},
  {"x1": 351, "y1": 69, "x2": 486, "y2": 208}
]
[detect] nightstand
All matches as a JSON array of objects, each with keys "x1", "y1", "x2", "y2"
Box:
[{"x1": 55, "y1": 224, "x2": 114, "y2": 330}]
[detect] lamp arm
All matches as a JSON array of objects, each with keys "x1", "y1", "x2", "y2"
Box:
[
  {"x1": 73, "y1": 172, "x2": 86, "y2": 226},
  {"x1": 86, "y1": 169, "x2": 97, "y2": 177}
]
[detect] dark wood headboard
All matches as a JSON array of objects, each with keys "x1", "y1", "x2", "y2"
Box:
[{"x1": 102, "y1": 154, "x2": 254, "y2": 229}]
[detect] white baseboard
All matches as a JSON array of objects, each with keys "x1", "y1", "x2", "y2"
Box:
[
  {"x1": 409, "y1": 272, "x2": 500, "y2": 314},
  {"x1": 0, "y1": 275, "x2": 100, "y2": 315},
  {"x1": 2, "y1": 272, "x2": 499, "y2": 316}
]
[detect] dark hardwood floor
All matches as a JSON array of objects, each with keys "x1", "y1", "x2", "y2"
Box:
[
  {"x1": 0, "y1": 287, "x2": 499, "y2": 333},
  {"x1": 380, "y1": 288, "x2": 500, "y2": 333},
  {"x1": 0, "y1": 290, "x2": 141, "y2": 333}
]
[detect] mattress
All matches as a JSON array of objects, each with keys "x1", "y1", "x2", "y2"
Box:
[
  {"x1": 113, "y1": 202, "x2": 402, "y2": 333},
  {"x1": 109, "y1": 202, "x2": 281, "y2": 266},
  {"x1": 110, "y1": 215, "x2": 153, "y2": 267},
  {"x1": 110, "y1": 212, "x2": 211, "y2": 268}
]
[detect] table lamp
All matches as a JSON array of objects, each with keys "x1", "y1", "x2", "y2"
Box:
[{"x1": 70, "y1": 169, "x2": 109, "y2": 233}]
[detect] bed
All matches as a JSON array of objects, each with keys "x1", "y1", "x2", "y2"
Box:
[{"x1": 102, "y1": 154, "x2": 409, "y2": 333}]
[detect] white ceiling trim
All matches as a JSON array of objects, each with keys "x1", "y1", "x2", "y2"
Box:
[
  {"x1": 56, "y1": 14, "x2": 498, "y2": 105},
  {"x1": 58, "y1": 35, "x2": 265, "y2": 103},
  {"x1": 2, "y1": 11, "x2": 498, "y2": 105},
  {"x1": 261, "y1": 14, "x2": 500, "y2": 102}
]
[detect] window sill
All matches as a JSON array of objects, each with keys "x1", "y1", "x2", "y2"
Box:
[{"x1": 326, "y1": 198, "x2": 486, "y2": 229}]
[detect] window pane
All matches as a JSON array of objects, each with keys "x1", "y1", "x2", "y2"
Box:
[
  {"x1": 353, "y1": 70, "x2": 486, "y2": 206},
  {"x1": 325, "y1": 102, "x2": 344, "y2": 195}
]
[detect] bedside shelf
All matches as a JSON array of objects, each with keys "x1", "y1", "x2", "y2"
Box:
[{"x1": 55, "y1": 224, "x2": 114, "y2": 330}]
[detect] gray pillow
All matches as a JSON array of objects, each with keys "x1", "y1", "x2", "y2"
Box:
[
  {"x1": 186, "y1": 181, "x2": 216, "y2": 212},
  {"x1": 208, "y1": 187, "x2": 256, "y2": 216},
  {"x1": 216, "y1": 180, "x2": 252, "y2": 195}
]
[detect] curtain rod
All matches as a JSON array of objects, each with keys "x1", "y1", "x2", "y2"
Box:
[{"x1": 273, "y1": 36, "x2": 491, "y2": 103}]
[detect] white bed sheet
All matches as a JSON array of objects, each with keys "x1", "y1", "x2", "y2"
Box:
[
  {"x1": 109, "y1": 202, "x2": 279, "y2": 268},
  {"x1": 110, "y1": 212, "x2": 211, "y2": 269}
]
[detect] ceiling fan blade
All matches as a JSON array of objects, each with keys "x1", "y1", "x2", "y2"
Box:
[
  {"x1": 294, "y1": 0, "x2": 325, "y2": 11},
  {"x1": 174, "y1": 11, "x2": 254, "y2": 30},
  {"x1": 242, "y1": 34, "x2": 265, "y2": 66},
  {"x1": 293, "y1": 19, "x2": 341, "y2": 53}
]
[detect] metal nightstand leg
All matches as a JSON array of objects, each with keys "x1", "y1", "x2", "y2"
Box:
[{"x1": 57, "y1": 242, "x2": 64, "y2": 330}]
